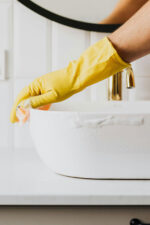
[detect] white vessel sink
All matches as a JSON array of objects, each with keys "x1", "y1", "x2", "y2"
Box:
[{"x1": 30, "y1": 101, "x2": 150, "y2": 179}]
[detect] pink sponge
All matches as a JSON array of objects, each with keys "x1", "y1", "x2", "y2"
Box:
[{"x1": 16, "y1": 104, "x2": 51, "y2": 125}]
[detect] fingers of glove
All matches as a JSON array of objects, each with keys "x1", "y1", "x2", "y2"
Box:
[
  {"x1": 28, "y1": 90, "x2": 57, "y2": 109},
  {"x1": 10, "y1": 86, "x2": 30, "y2": 123}
]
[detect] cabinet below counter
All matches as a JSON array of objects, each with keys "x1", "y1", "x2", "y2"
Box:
[
  {"x1": 0, "y1": 206, "x2": 150, "y2": 225},
  {"x1": 0, "y1": 148, "x2": 150, "y2": 205}
]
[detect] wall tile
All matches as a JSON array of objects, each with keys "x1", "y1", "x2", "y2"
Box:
[
  {"x1": 63, "y1": 87, "x2": 91, "y2": 104},
  {"x1": 14, "y1": 2, "x2": 48, "y2": 78},
  {"x1": 129, "y1": 77, "x2": 150, "y2": 101},
  {"x1": 46, "y1": 20, "x2": 52, "y2": 72},
  {"x1": 90, "y1": 80, "x2": 107, "y2": 102},
  {"x1": 0, "y1": 2, "x2": 12, "y2": 79},
  {"x1": 0, "y1": 80, "x2": 13, "y2": 149},
  {"x1": 132, "y1": 55, "x2": 150, "y2": 77},
  {"x1": 0, "y1": 2, "x2": 11, "y2": 52},
  {"x1": 14, "y1": 79, "x2": 34, "y2": 149},
  {"x1": 52, "y1": 22, "x2": 90, "y2": 70},
  {"x1": 90, "y1": 32, "x2": 109, "y2": 45}
]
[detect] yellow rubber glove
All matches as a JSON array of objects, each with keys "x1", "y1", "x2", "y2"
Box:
[{"x1": 10, "y1": 37, "x2": 130, "y2": 123}]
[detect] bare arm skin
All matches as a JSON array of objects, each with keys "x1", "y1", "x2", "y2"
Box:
[
  {"x1": 108, "y1": 0, "x2": 150, "y2": 63},
  {"x1": 100, "y1": 0, "x2": 148, "y2": 24}
]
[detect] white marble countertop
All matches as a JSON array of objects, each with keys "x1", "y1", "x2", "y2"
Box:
[{"x1": 0, "y1": 148, "x2": 150, "y2": 205}]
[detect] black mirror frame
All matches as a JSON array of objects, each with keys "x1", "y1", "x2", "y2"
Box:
[{"x1": 18, "y1": 0, "x2": 121, "y2": 33}]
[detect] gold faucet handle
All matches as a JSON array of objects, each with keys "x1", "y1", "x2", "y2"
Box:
[{"x1": 126, "y1": 67, "x2": 135, "y2": 89}]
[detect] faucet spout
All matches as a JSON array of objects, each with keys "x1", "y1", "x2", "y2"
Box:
[
  {"x1": 108, "y1": 66, "x2": 135, "y2": 101},
  {"x1": 126, "y1": 67, "x2": 135, "y2": 89}
]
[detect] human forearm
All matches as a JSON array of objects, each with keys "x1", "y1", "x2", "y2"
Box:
[
  {"x1": 100, "y1": 0, "x2": 148, "y2": 24},
  {"x1": 109, "y1": 0, "x2": 150, "y2": 62}
]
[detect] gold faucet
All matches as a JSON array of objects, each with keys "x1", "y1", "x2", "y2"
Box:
[{"x1": 108, "y1": 67, "x2": 135, "y2": 101}]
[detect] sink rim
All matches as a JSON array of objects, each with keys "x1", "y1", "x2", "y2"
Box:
[{"x1": 30, "y1": 101, "x2": 150, "y2": 115}]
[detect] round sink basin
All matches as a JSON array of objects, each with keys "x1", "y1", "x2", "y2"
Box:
[{"x1": 30, "y1": 101, "x2": 150, "y2": 179}]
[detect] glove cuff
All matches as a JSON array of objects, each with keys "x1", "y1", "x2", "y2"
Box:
[{"x1": 105, "y1": 36, "x2": 130, "y2": 69}]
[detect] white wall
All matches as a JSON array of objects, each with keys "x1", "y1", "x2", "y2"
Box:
[{"x1": 0, "y1": 0, "x2": 150, "y2": 150}]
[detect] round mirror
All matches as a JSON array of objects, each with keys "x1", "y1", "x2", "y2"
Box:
[
  {"x1": 18, "y1": 0, "x2": 121, "y2": 32},
  {"x1": 30, "y1": 0, "x2": 118, "y2": 23}
]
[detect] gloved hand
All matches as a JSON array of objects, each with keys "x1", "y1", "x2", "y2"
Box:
[{"x1": 10, "y1": 37, "x2": 130, "y2": 123}]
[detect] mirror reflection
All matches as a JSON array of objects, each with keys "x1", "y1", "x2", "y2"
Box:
[
  {"x1": 18, "y1": 0, "x2": 149, "y2": 32},
  {"x1": 31, "y1": 0, "x2": 118, "y2": 23}
]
